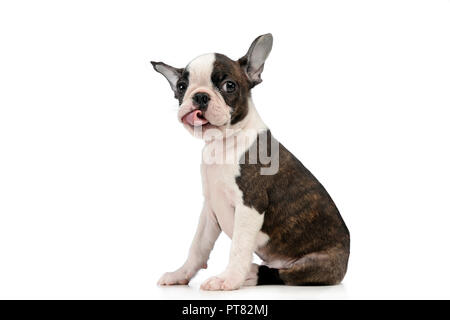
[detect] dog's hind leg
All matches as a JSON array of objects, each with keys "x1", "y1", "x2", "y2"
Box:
[{"x1": 257, "y1": 246, "x2": 349, "y2": 286}]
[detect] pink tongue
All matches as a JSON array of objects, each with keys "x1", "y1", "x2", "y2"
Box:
[{"x1": 183, "y1": 110, "x2": 209, "y2": 126}]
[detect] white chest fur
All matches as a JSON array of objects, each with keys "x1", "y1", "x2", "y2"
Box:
[
  {"x1": 201, "y1": 162, "x2": 239, "y2": 238},
  {"x1": 200, "y1": 99, "x2": 267, "y2": 238}
]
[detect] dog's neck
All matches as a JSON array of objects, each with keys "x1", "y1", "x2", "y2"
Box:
[
  {"x1": 232, "y1": 98, "x2": 267, "y2": 133},
  {"x1": 202, "y1": 98, "x2": 267, "y2": 165}
]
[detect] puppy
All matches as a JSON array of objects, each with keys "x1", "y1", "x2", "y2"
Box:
[{"x1": 151, "y1": 34, "x2": 350, "y2": 290}]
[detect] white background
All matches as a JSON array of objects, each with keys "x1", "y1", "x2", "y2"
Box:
[{"x1": 1, "y1": 0, "x2": 449, "y2": 299}]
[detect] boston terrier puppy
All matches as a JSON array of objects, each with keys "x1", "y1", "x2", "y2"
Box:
[{"x1": 151, "y1": 34, "x2": 350, "y2": 291}]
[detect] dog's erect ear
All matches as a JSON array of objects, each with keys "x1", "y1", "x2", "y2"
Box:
[
  {"x1": 239, "y1": 33, "x2": 273, "y2": 87},
  {"x1": 151, "y1": 61, "x2": 183, "y2": 95}
]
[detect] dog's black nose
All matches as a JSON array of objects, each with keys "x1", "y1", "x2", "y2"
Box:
[{"x1": 192, "y1": 92, "x2": 210, "y2": 110}]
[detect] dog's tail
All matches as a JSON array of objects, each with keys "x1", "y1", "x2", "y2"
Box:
[{"x1": 257, "y1": 265, "x2": 284, "y2": 285}]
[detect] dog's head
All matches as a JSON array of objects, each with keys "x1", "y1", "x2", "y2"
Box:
[{"x1": 151, "y1": 34, "x2": 272, "y2": 137}]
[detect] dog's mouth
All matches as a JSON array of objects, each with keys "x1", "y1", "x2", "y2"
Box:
[{"x1": 181, "y1": 109, "x2": 210, "y2": 127}]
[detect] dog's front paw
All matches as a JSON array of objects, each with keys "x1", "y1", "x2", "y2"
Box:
[
  {"x1": 200, "y1": 276, "x2": 225, "y2": 291},
  {"x1": 157, "y1": 269, "x2": 192, "y2": 286},
  {"x1": 200, "y1": 270, "x2": 245, "y2": 291}
]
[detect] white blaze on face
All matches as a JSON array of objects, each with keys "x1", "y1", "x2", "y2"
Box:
[
  {"x1": 178, "y1": 53, "x2": 231, "y2": 134},
  {"x1": 186, "y1": 53, "x2": 215, "y2": 91}
]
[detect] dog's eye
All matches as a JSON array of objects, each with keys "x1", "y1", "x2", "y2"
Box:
[
  {"x1": 222, "y1": 81, "x2": 236, "y2": 93},
  {"x1": 177, "y1": 82, "x2": 187, "y2": 92}
]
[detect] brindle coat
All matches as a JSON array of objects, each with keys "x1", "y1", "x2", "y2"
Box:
[{"x1": 237, "y1": 130, "x2": 350, "y2": 285}]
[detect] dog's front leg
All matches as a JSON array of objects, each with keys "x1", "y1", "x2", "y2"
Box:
[
  {"x1": 201, "y1": 205, "x2": 264, "y2": 291},
  {"x1": 157, "y1": 202, "x2": 221, "y2": 286}
]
